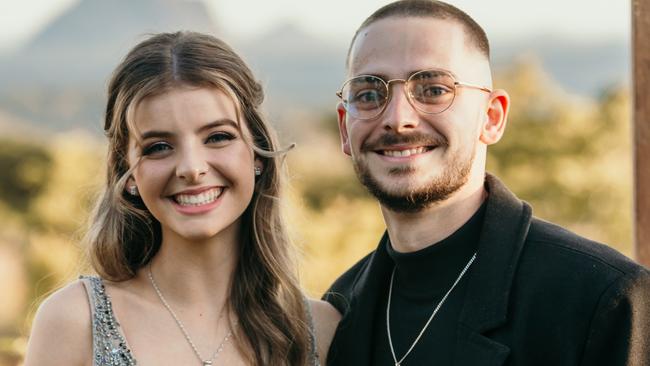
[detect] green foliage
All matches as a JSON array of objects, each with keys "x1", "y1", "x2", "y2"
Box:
[
  {"x1": 0, "y1": 139, "x2": 52, "y2": 214},
  {"x1": 489, "y1": 59, "x2": 632, "y2": 253},
  {"x1": 0, "y1": 131, "x2": 102, "y2": 363}
]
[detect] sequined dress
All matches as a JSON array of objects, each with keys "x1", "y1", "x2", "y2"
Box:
[{"x1": 80, "y1": 276, "x2": 320, "y2": 366}]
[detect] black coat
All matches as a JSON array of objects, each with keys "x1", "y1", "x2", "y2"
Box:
[{"x1": 324, "y1": 175, "x2": 650, "y2": 366}]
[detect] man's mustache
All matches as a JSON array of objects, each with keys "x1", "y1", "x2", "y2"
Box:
[{"x1": 361, "y1": 132, "x2": 448, "y2": 152}]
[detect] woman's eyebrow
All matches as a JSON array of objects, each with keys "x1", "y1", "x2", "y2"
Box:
[
  {"x1": 139, "y1": 119, "x2": 238, "y2": 140},
  {"x1": 197, "y1": 119, "x2": 238, "y2": 133},
  {"x1": 140, "y1": 130, "x2": 173, "y2": 140}
]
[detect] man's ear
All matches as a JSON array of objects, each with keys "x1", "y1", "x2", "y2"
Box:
[
  {"x1": 480, "y1": 89, "x2": 510, "y2": 145},
  {"x1": 337, "y1": 102, "x2": 352, "y2": 156}
]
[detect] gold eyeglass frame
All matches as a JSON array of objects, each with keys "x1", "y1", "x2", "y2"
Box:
[{"x1": 336, "y1": 68, "x2": 492, "y2": 120}]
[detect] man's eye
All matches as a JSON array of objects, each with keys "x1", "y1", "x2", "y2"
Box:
[
  {"x1": 413, "y1": 84, "x2": 453, "y2": 103},
  {"x1": 353, "y1": 89, "x2": 384, "y2": 104},
  {"x1": 206, "y1": 132, "x2": 235, "y2": 144},
  {"x1": 142, "y1": 142, "x2": 172, "y2": 156},
  {"x1": 421, "y1": 85, "x2": 450, "y2": 97}
]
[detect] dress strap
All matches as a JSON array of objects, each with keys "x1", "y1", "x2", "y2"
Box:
[
  {"x1": 304, "y1": 299, "x2": 321, "y2": 366},
  {"x1": 79, "y1": 276, "x2": 137, "y2": 366}
]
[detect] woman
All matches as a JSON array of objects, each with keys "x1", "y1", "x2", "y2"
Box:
[{"x1": 24, "y1": 31, "x2": 340, "y2": 366}]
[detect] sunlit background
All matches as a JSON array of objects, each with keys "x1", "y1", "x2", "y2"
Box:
[{"x1": 0, "y1": 0, "x2": 632, "y2": 364}]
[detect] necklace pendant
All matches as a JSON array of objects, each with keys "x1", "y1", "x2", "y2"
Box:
[{"x1": 203, "y1": 361, "x2": 213, "y2": 366}]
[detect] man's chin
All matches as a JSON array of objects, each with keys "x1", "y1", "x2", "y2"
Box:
[
  {"x1": 360, "y1": 177, "x2": 441, "y2": 213},
  {"x1": 371, "y1": 183, "x2": 425, "y2": 200},
  {"x1": 356, "y1": 168, "x2": 469, "y2": 213}
]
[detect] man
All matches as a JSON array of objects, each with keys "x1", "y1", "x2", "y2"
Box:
[{"x1": 323, "y1": 1, "x2": 650, "y2": 365}]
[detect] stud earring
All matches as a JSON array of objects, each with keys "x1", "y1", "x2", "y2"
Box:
[
  {"x1": 254, "y1": 166, "x2": 262, "y2": 176},
  {"x1": 127, "y1": 186, "x2": 139, "y2": 196}
]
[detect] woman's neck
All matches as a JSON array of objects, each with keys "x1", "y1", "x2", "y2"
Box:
[{"x1": 139, "y1": 224, "x2": 240, "y2": 310}]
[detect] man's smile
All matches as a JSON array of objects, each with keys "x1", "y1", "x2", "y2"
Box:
[{"x1": 378, "y1": 146, "x2": 435, "y2": 158}]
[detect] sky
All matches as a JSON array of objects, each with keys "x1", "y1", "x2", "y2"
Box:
[{"x1": 0, "y1": 0, "x2": 631, "y2": 53}]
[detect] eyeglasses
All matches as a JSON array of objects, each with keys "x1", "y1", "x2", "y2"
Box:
[{"x1": 336, "y1": 69, "x2": 492, "y2": 120}]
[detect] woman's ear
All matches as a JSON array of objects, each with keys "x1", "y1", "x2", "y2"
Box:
[
  {"x1": 125, "y1": 176, "x2": 139, "y2": 196},
  {"x1": 254, "y1": 158, "x2": 263, "y2": 176},
  {"x1": 480, "y1": 89, "x2": 510, "y2": 145}
]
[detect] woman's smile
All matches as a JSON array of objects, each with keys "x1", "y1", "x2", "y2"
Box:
[{"x1": 169, "y1": 186, "x2": 226, "y2": 215}]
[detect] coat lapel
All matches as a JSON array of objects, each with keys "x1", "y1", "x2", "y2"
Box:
[
  {"x1": 454, "y1": 325, "x2": 511, "y2": 366},
  {"x1": 453, "y1": 174, "x2": 533, "y2": 365}
]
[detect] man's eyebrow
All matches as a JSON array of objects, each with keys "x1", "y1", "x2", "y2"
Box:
[
  {"x1": 140, "y1": 119, "x2": 239, "y2": 140},
  {"x1": 406, "y1": 68, "x2": 457, "y2": 78},
  {"x1": 354, "y1": 68, "x2": 459, "y2": 80},
  {"x1": 351, "y1": 72, "x2": 390, "y2": 80}
]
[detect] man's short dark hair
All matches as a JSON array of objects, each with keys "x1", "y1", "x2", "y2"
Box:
[{"x1": 347, "y1": 0, "x2": 490, "y2": 68}]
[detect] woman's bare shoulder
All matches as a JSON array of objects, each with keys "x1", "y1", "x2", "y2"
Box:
[
  {"x1": 24, "y1": 279, "x2": 93, "y2": 366},
  {"x1": 308, "y1": 298, "x2": 341, "y2": 365}
]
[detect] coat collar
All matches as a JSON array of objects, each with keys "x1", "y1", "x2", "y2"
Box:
[
  {"x1": 327, "y1": 174, "x2": 532, "y2": 366},
  {"x1": 459, "y1": 174, "x2": 531, "y2": 332}
]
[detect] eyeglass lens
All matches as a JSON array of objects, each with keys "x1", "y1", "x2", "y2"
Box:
[{"x1": 341, "y1": 70, "x2": 457, "y2": 119}]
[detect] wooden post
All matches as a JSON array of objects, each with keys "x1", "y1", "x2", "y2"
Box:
[{"x1": 634, "y1": 0, "x2": 650, "y2": 267}]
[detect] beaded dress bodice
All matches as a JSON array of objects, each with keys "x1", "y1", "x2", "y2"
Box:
[
  {"x1": 80, "y1": 276, "x2": 320, "y2": 366},
  {"x1": 80, "y1": 276, "x2": 136, "y2": 366}
]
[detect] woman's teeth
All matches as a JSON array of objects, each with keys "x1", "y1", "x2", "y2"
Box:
[{"x1": 173, "y1": 188, "x2": 222, "y2": 206}]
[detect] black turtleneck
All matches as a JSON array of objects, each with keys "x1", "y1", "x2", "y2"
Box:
[{"x1": 371, "y1": 201, "x2": 486, "y2": 366}]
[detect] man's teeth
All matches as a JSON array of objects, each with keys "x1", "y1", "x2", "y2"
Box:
[
  {"x1": 382, "y1": 147, "x2": 427, "y2": 157},
  {"x1": 174, "y1": 188, "x2": 222, "y2": 206}
]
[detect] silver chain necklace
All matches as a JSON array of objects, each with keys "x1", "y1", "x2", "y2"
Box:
[
  {"x1": 148, "y1": 266, "x2": 234, "y2": 366},
  {"x1": 386, "y1": 252, "x2": 477, "y2": 366}
]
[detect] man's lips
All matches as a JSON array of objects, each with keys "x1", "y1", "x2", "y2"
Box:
[
  {"x1": 377, "y1": 146, "x2": 433, "y2": 157},
  {"x1": 361, "y1": 132, "x2": 448, "y2": 156}
]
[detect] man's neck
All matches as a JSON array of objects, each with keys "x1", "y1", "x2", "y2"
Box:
[{"x1": 382, "y1": 179, "x2": 487, "y2": 253}]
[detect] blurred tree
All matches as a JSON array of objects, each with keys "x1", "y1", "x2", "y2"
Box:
[
  {"x1": 0, "y1": 139, "x2": 52, "y2": 215},
  {"x1": 489, "y1": 58, "x2": 632, "y2": 254},
  {"x1": 31, "y1": 132, "x2": 104, "y2": 233},
  {"x1": 0, "y1": 131, "x2": 102, "y2": 366}
]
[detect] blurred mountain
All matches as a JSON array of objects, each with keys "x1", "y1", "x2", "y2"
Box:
[
  {"x1": 2, "y1": 0, "x2": 217, "y2": 87},
  {"x1": 492, "y1": 35, "x2": 630, "y2": 97},
  {"x1": 235, "y1": 23, "x2": 344, "y2": 114},
  {"x1": 0, "y1": 0, "x2": 219, "y2": 133},
  {"x1": 0, "y1": 0, "x2": 630, "y2": 134}
]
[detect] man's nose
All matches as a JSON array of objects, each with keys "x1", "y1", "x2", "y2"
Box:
[
  {"x1": 381, "y1": 82, "x2": 420, "y2": 132},
  {"x1": 176, "y1": 147, "x2": 208, "y2": 183}
]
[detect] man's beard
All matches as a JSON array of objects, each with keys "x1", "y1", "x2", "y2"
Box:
[{"x1": 353, "y1": 132, "x2": 474, "y2": 213}]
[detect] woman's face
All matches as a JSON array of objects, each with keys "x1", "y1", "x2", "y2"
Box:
[{"x1": 127, "y1": 85, "x2": 259, "y2": 243}]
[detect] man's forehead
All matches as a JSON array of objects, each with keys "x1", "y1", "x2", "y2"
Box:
[{"x1": 347, "y1": 16, "x2": 483, "y2": 78}]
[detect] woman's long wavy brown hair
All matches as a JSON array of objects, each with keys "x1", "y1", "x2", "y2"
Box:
[{"x1": 83, "y1": 31, "x2": 312, "y2": 365}]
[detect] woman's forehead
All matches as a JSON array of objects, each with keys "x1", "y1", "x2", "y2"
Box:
[{"x1": 132, "y1": 86, "x2": 244, "y2": 133}]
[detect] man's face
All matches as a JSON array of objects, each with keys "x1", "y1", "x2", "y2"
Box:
[{"x1": 338, "y1": 16, "x2": 493, "y2": 213}]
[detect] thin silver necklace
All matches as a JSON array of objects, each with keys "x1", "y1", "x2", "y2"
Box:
[
  {"x1": 148, "y1": 266, "x2": 234, "y2": 366},
  {"x1": 386, "y1": 252, "x2": 477, "y2": 366}
]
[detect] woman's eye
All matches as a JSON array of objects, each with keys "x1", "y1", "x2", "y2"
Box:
[
  {"x1": 206, "y1": 132, "x2": 235, "y2": 144},
  {"x1": 142, "y1": 142, "x2": 172, "y2": 156}
]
